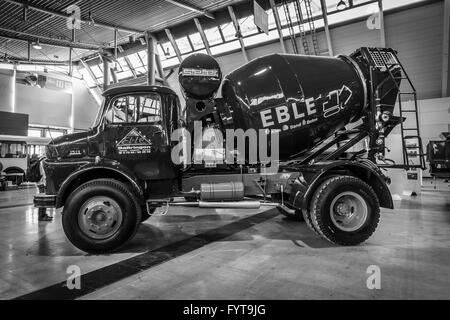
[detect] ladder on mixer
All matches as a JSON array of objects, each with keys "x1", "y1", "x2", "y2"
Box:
[{"x1": 375, "y1": 48, "x2": 426, "y2": 170}]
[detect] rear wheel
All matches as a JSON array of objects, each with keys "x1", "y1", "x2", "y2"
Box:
[
  {"x1": 62, "y1": 179, "x2": 142, "y2": 254},
  {"x1": 302, "y1": 209, "x2": 321, "y2": 235},
  {"x1": 310, "y1": 176, "x2": 380, "y2": 246}
]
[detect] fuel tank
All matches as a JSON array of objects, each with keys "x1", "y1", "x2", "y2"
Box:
[{"x1": 220, "y1": 54, "x2": 367, "y2": 160}]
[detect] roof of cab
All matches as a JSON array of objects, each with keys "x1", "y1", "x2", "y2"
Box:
[{"x1": 102, "y1": 85, "x2": 177, "y2": 97}]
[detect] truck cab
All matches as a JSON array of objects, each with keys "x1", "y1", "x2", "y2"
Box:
[
  {"x1": 94, "y1": 86, "x2": 181, "y2": 189},
  {"x1": 41, "y1": 85, "x2": 182, "y2": 202}
]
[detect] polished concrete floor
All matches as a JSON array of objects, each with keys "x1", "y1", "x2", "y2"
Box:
[{"x1": 0, "y1": 180, "x2": 449, "y2": 300}]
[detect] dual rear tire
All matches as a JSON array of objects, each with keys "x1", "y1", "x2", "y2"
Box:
[
  {"x1": 276, "y1": 175, "x2": 380, "y2": 246},
  {"x1": 305, "y1": 176, "x2": 380, "y2": 246}
]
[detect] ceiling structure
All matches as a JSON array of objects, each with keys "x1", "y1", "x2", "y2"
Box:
[
  {"x1": 0, "y1": 0, "x2": 246, "y2": 63},
  {"x1": 0, "y1": 0, "x2": 427, "y2": 88}
]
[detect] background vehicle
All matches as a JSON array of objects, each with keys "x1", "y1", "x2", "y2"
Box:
[
  {"x1": 0, "y1": 135, "x2": 51, "y2": 187},
  {"x1": 35, "y1": 47, "x2": 425, "y2": 254},
  {"x1": 427, "y1": 132, "x2": 450, "y2": 183},
  {"x1": 27, "y1": 136, "x2": 52, "y2": 158},
  {"x1": 0, "y1": 135, "x2": 28, "y2": 186}
]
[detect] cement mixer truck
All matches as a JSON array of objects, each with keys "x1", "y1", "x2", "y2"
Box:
[{"x1": 35, "y1": 47, "x2": 425, "y2": 254}]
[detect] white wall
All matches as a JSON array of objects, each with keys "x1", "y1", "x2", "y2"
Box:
[
  {"x1": 0, "y1": 70, "x2": 100, "y2": 131},
  {"x1": 385, "y1": 1, "x2": 444, "y2": 100},
  {"x1": 15, "y1": 84, "x2": 72, "y2": 128},
  {"x1": 418, "y1": 97, "x2": 450, "y2": 156},
  {"x1": 72, "y1": 78, "x2": 101, "y2": 130},
  {"x1": 0, "y1": 70, "x2": 15, "y2": 113},
  {"x1": 385, "y1": 97, "x2": 450, "y2": 177},
  {"x1": 330, "y1": 19, "x2": 381, "y2": 55}
]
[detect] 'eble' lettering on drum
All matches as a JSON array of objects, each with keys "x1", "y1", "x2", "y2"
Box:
[{"x1": 260, "y1": 85, "x2": 353, "y2": 129}]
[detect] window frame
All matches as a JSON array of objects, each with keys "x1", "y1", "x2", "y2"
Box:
[{"x1": 106, "y1": 92, "x2": 163, "y2": 125}]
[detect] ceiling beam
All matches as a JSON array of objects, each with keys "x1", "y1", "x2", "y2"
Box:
[
  {"x1": 269, "y1": 0, "x2": 287, "y2": 53},
  {"x1": 228, "y1": 6, "x2": 249, "y2": 62},
  {"x1": 123, "y1": 56, "x2": 138, "y2": 78},
  {"x1": 79, "y1": 58, "x2": 101, "y2": 87},
  {"x1": 165, "y1": 28, "x2": 182, "y2": 62},
  {"x1": 2, "y1": 0, "x2": 143, "y2": 34},
  {"x1": 0, "y1": 0, "x2": 84, "y2": 46},
  {"x1": 378, "y1": 0, "x2": 386, "y2": 47},
  {"x1": 164, "y1": 0, "x2": 214, "y2": 19},
  {"x1": 0, "y1": 56, "x2": 73, "y2": 65},
  {"x1": 320, "y1": 0, "x2": 333, "y2": 56},
  {"x1": 193, "y1": 18, "x2": 212, "y2": 55},
  {"x1": 0, "y1": 27, "x2": 104, "y2": 50}
]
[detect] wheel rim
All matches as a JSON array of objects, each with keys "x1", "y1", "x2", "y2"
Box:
[
  {"x1": 78, "y1": 196, "x2": 123, "y2": 240},
  {"x1": 330, "y1": 191, "x2": 368, "y2": 232}
]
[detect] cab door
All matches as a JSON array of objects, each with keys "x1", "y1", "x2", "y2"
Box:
[{"x1": 102, "y1": 92, "x2": 177, "y2": 181}]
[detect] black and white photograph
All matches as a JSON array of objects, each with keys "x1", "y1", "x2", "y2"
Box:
[{"x1": 0, "y1": 0, "x2": 449, "y2": 306}]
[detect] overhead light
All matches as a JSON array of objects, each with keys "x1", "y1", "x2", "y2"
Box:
[
  {"x1": 32, "y1": 40, "x2": 42, "y2": 50},
  {"x1": 337, "y1": 0, "x2": 348, "y2": 11},
  {"x1": 139, "y1": 37, "x2": 146, "y2": 46}
]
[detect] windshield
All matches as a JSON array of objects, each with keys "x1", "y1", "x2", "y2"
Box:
[{"x1": 104, "y1": 93, "x2": 162, "y2": 125}]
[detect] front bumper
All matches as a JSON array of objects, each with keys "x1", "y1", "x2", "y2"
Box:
[{"x1": 34, "y1": 194, "x2": 57, "y2": 208}]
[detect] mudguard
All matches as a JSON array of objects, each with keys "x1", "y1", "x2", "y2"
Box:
[
  {"x1": 55, "y1": 159, "x2": 144, "y2": 208},
  {"x1": 290, "y1": 160, "x2": 393, "y2": 212}
]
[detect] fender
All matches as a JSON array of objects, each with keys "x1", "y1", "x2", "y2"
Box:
[
  {"x1": 55, "y1": 159, "x2": 144, "y2": 208},
  {"x1": 294, "y1": 160, "x2": 393, "y2": 212}
]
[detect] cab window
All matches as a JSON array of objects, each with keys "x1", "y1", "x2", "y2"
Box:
[{"x1": 106, "y1": 93, "x2": 161, "y2": 124}]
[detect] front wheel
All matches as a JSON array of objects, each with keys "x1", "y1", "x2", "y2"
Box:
[
  {"x1": 62, "y1": 179, "x2": 142, "y2": 254},
  {"x1": 310, "y1": 176, "x2": 380, "y2": 246}
]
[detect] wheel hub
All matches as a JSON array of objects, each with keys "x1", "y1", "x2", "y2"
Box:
[
  {"x1": 330, "y1": 192, "x2": 368, "y2": 232},
  {"x1": 335, "y1": 202, "x2": 351, "y2": 216},
  {"x1": 78, "y1": 197, "x2": 123, "y2": 240}
]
